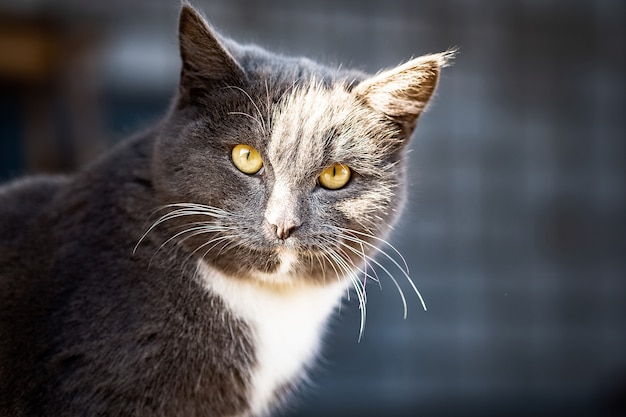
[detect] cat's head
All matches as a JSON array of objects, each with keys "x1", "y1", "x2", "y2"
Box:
[{"x1": 151, "y1": 5, "x2": 451, "y2": 289}]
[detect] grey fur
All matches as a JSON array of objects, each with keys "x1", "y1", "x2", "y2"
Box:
[{"x1": 0, "y1": 4, "x2": 449, "y2": 416}]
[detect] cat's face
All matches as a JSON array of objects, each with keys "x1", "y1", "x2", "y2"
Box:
[{"x1": 151, "y1": 5, "x2": 449, "y2": 288}]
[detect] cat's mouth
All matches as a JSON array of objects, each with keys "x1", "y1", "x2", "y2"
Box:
[{"x1": 273, "y1": 245, "x2": 288, "y2": 254}]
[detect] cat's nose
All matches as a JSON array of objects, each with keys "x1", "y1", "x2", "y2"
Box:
[
  {"x1": 266, "y1": 211, "x2": 301, "y2": 240},
  {"x1": 265, "y1": 181, "x2": 303, "y2": 241},
  {"x1": 271, "y1": 219, "x2": 300, "y2": 240}
]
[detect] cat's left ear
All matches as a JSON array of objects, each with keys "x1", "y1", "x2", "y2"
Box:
[{"x1": 353, "y1": 51, "x2": 454, "y2": 136}]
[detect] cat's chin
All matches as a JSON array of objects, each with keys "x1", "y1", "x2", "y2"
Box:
[
  {"x1": 245, "y1": 249, "x2": 331, "y2": 288},
  {"x1": 245, "y1": 249, "x2": 296, "y2": 284},
  {"x1": 200, "y1": 245, "x2": 342, "y2": 288}
]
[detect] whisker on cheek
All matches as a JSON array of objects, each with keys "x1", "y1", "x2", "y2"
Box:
[
  {"x1": 187, "y1": 235, "x2": 237, "y2": 268},
  {"x1": 321, "y1": 246, "x2": 367, "y2": 340},
  {"x1": 135, "y1": 203, "x2": 240, "y2": 270},
  {"x1": 336, "y1": 227, "x2": 426, "y2": 312}
]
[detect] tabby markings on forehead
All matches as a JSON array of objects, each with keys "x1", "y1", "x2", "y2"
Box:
[{"x1": 266, "y1": 81, "x2": 399, "y2": 180}]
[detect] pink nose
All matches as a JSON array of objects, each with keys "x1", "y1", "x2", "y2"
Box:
[
  {"x1": 271, "y1": 220, "x2": 299, "y2": 240},
  {"x1": 264, "y1": 182, "x2": 302, "y2": 240}
]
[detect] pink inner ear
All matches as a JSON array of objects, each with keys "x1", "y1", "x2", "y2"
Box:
[{"x1": 353, "y1": 51, "x2": 454, "y2": 129}]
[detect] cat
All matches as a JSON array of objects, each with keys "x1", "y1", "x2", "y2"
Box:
[{"x1": 0, "y1": 3, "x2": 452, "y2": 416}]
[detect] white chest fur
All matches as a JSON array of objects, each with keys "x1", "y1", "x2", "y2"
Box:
[{"x1": 195, "y1": 261, "x2": 346, "y2": 416}]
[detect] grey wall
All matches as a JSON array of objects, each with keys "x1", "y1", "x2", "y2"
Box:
[{"x1": 0, "y1": 1, "x2": 624, "y2": 416}]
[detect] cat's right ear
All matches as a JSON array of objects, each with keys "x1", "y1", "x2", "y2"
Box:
[
  {"x1": 178, "y1": 3, "x2": 246, "y2": 101},
  {"x1": 353, "y1": 51, "x2": 455, "y2": 137}
]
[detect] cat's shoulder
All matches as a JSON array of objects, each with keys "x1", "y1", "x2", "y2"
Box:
[
  {"x1": 0, "y1": 175, "x2": 69, "y2": 223},
  {"x1": 0, "y1": 175, "x2": 68, "y2": 272}
]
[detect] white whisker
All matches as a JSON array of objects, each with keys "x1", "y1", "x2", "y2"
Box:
[
  {"x1": 336, "y1": 228, "x2": 427, "y2": 312},
  {"x1": 336, "y1": 238, "x2": 409, "y2": 319},
  {"x1": 316, "y1": 234, "x2": 369, "y2": 340},
  {"x1": 134, "y1": 203, "x2": 235, "y2": 254},
  {"x1": 158, "y1": 224, "x2": 230, "y2": 253},
  {"x1": 322, "y1": 246, "x2": 367, "y2": 340},
  {"x1": 135, "y1": 202, "x2": 240, "y2": 275},
  {"x1": 227, "y1": 111, "x2": 266, "y2": 134},
  {"x1": 264, "y1": 79, "x2": 273, "y2": 134},
  {"x1": 225, "y1": 85, "x2": 267, "y2": 135},
  {"x1": 148, "y1": 225, "x2": 224, "y2": 267},
  {"x1": 336, "y1": 227, "x2": 410, "y2": 276},
  {"x1": 183, "y1": 235, "x2": 236, "y2": 271}
]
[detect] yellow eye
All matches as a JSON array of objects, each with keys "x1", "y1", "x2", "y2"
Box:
[
  {"x1": 232, "y1": 144, "x2": 263, "y2": 174},
  {"x1": 319, "y1": 163, "x2": 351, "y2": 190}
]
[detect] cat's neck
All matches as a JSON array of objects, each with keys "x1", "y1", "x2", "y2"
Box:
[{"x1": 195, "y1": 260, "x2": 347, "y2": 415}]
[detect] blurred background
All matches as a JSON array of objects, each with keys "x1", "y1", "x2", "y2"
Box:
[{"x1": 0, "y1": 0, "x2": 624, "y2": 416}]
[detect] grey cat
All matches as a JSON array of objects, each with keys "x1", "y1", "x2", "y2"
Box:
[{"x1": 0, "y1": 4, "x2": 451, "y2": 416}]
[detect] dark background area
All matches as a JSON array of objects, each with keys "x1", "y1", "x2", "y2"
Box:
[{"x1": 1, "y1": 0, "x2": 624, "y2": 416}]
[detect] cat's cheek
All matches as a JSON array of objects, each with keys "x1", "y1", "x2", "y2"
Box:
[{"x1": 335, "y1": 188, "x2": 393, "y2": 224}]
